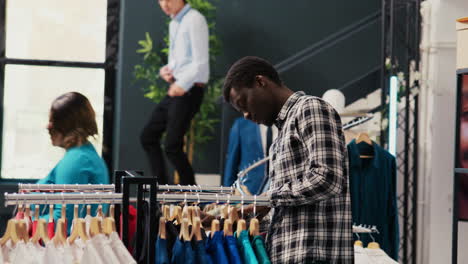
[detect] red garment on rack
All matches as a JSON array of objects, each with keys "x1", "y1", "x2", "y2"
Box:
[
  {"x1": 47, "y1": 220, "x2": 55, "y2": 239},
  {"x1": 120, "y1": 205, "x2": 137, "y2": 253},
  {"x1": 32, "y1": 220, "x2": 38, "y2": 237}
]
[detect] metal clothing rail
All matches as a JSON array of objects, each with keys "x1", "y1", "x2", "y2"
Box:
[
  {"x1": 4, "y1": 192, "x2": 122, "y2": 206},
  {"x1": 18, "y1": 183, "x2": 115, "y2": 193},
  {"x1": 18, "y1": 183, "x2": 235, "y2": 194},
  {"x1": 352, "y1": 225, "x2": 379, "y2": 234},
  {"x1": 343, "y1": 114, "x2": 374, "y2": 130},
  {"x1": 4, "y1": 192, "x2": 271, "y2": 207},
  {"x1": 156, "y1": 184, "x2": 235, "y2": 193}
]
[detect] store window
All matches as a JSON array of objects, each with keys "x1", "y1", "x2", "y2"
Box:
[{"x1": 0, "y1": 0, "x2": 116, "y2": 179}]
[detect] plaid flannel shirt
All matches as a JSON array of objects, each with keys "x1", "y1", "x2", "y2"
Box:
[{"x1": 266, "y1": 91, "x2": 354, "y2": 263}]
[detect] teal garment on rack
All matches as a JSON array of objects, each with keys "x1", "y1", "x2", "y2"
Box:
[
  {"x1": 236, "y1": 230, "x2": 259, "y2": 264},
  {"x1": 252, "y1": 235, "x2": 271, "y2": 264}
]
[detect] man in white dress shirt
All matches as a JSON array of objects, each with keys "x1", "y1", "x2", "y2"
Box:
[{"x1": 141, "y1": 0, "x2": 209, "y2": 185}]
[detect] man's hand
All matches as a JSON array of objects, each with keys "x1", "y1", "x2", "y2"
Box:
[
  {"x1": 242, "y1": 204, "x2": 270, "y2": 221},
  {"x1": 159, "y1": 65, "x2": 173, "y2": 83},
  {"x1": 168, "y1": 83, "x2": 186, "y2": 97}
]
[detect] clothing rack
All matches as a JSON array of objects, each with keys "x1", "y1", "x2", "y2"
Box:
[
  {"x1": 3, "y1": 192, "x2": 122, "y2": 206},
  {"x1": 343, "y1": 114, "x2": 374, "y2": 130},
  {"x1": 18, "y1": 183, "x2": 115, "y2": 192},
  {"x1": 3, "y1": 192, "x2": 270, "y2": 207},
  {"x1": 17, "y1": 183, "x2": 235, "y2": 194},
  {"x1": 352, "y1": 224, "x2": 379, "y2": 234}
]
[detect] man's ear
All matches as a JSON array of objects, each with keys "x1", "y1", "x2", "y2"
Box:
[{"x1": 255, "y1": 75, "x2": 266, "y2": 88}]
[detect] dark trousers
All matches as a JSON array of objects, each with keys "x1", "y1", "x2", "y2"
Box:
[{"x1": 140, "y1": 85, "x2": 204, "y2": 185}]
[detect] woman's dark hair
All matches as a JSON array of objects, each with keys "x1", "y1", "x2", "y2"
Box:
[
  {"x1": 223, "y1": 56, "x2": 282, "y2": 102},
  {"x1": 49, "y1": 92, "x2": 98, "y2": 148}
]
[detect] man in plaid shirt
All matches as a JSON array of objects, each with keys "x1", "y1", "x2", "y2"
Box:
[{"x1": 223, "y1": 56, "x2": 354, "y2": 263}]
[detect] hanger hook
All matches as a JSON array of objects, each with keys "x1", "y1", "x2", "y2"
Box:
[
  {"x1": 215, "y1": 194, "x2": 219, "y2": 205},
  {"x1": 40, "y1": 193, "x2": 48, "y2": 215},
  {"x1": 253, "y1": 195, "x2": 257, "y2": 218},
  {"x1": 241, "y1": 194, "x2": 244, "y2": 219},
  {"x1": 369, "y1": 232, "x2": 376, "y2": 242},
  {"x1": 178, "y1": 184, "x2": 182, "y2": 193},
  {"x1": 355, "y1": 233, "x2": 361, "y2": 241},
  {"x1": 166, "y1": 184, "x2": 169, "y2": 192},
  {"x1": 184, "y1": 193, "x2": 187, "y2": 205},
  {"x1": 79, "y1": 192, "x2": 86, "y2": 215}
]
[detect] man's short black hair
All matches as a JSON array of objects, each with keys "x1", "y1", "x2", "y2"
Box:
[{"x1": 223, "y1": 56, "x2": 282, "y2": 102}]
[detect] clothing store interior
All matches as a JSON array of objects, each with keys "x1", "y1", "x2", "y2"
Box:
[{"x1": 0, "y1": 0, "x2": 467, "y2": 263}]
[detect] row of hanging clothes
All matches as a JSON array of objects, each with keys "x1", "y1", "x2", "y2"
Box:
[
  {"x1": 0, "y1": 193, "x2": 135, "y2": 264},
  {"x1": 342, "y1": 112, "x2": 400, "y2": 262},
  {"x1": 352, "y1": 225, "x2": 398, "y2": 264},
  {"x1": 155, "y1": 199, "x2": 270, "y2": 264},
  {"x1": 8, "y1": 180, "x2": 273, "y2": 264}
]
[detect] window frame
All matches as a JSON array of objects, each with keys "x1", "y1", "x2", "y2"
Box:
[{"x1": 0, "y1": 0, "x2": 119, "y2": 181}]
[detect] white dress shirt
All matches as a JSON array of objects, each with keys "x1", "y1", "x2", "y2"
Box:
[{"x1": 167, "y1": 4, "x2": 209, "y2": 91}]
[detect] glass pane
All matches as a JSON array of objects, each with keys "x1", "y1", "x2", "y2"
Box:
[
  {"x1": 2, "y1": 64, "x2": 105, "y2": 179},
  {"x1": 5, "y1": 0, "x2": 107, "y2": 62}
]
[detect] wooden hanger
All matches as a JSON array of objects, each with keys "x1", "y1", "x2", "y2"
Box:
[
  {"x1": 24, "y1": 205, "x2": 31, "y2": 219},
  {"x1": 103, "y1": 205, "x2": 116, "y2": 235},
  {"x1": 355, "y1": 132, "x2": 372, "y2": 144},
  {"x1": 17, "y1": 220, "x2": 29, "y2": 242},
  {"x1": 53, "y1": 218, "x2": 67, "y2": 246},
  {"x1": 182, "y1": 206, "x2": 193, "y2": 226},
  {"x1": 34, "y1": 207, "x2": 40, "y2": 221},
  {"x1": 192, "y1": 205, "x2": 201, "y2": 224},
  {"x1": 61, "y1": 203, "x2": 66, "y2": 220},
  {"x1": 191, "y1": 217, "x2": 202, "y2": 241},
  {"x1": 210, "y1": 219, "x2": 220, "y2": 238},
  {"x1": 354, "y1": 240, "x2": 363, "y2": 247},
  {"x1": 73, "y1": 205, "x2": 79, "y2": 220},
  {"x1": 172, "y1": 206, "x2": 182, "y2": 225},
  {"x1": 249, "y1": 218, "x2": 260, "y2": 237},
  {"x1": 86, "y1": 205, "x2": 91, "y2": 217},
  {"x1": 367, "y1": 233, "x2": 380, "y2": 249},
  {"x1": 179, "y1": 218, "x2": 191, "y2": 242},
  {"x1": 367, "y1": 241, "x2": 380, "y2": 249},
  {"x1": 90, "y1": 217, "x2": 103, "y2": 237},
  {"x1": 236, "y1": 219, "x2": 247, "y2": 237},
  {"x1": 49, "y1": 205, "x2": 54, "y2": 223},
  {"x1": 31, "y1": 219, "x2": 49, "y2": 244},
  {"x1": 97, "y1": 205, "x2": 104, "y2": 218},
  {"x1": 355, "y1": 133, "x2": 374, "y2": 158},
  {"x1": 69, "y1": 218, "x2": 89, "y2": 244},
  {"x1": 163, "y1": 205, "x2": 170, "y2": 220},
  {"x1": 0, "y1": 219, "x2": 20, "y2": 246},
  {"x1": 158, "y1": 217, "x2": 166, "y2": 240},
  {"x1": 223, "y1": 219, "x2": 233, "y2": 237},
  {"x1": 220, "y1": 205, "x2": 229, "y2": 219},
  {"x1": 228, "y1": 206, "x2": 239, "y2": 224}
]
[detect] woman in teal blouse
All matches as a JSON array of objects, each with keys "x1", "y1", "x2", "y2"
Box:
[{"x1": 36, "y1": 92, "x2": 109, "y2": 232}]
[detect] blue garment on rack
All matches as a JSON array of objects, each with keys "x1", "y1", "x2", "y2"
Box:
[
  {"x1": 193, "y1": 239, "x2": 212, "y2": 264},
  {"x1": 171, "y1": 238, "x2": 194, "y2": 264},
  {"x1": 236, "y1": 230, "x2": 259, "y2": 264},
  {"x1": 347, "y1": 139, "x2": 399, "y2": 260},
  {"x1": 224, "y1": 234, "x2": 242, "y2": 264},
  {"x1": 223, "y1": 118, "x2": 268, "y2": 195},
  {"x1": 206, "y1": 231, "x2": 229, "y2": 264},
  {"x1": 156, "y1": 237, "x2": 170, "y2": 264}
]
